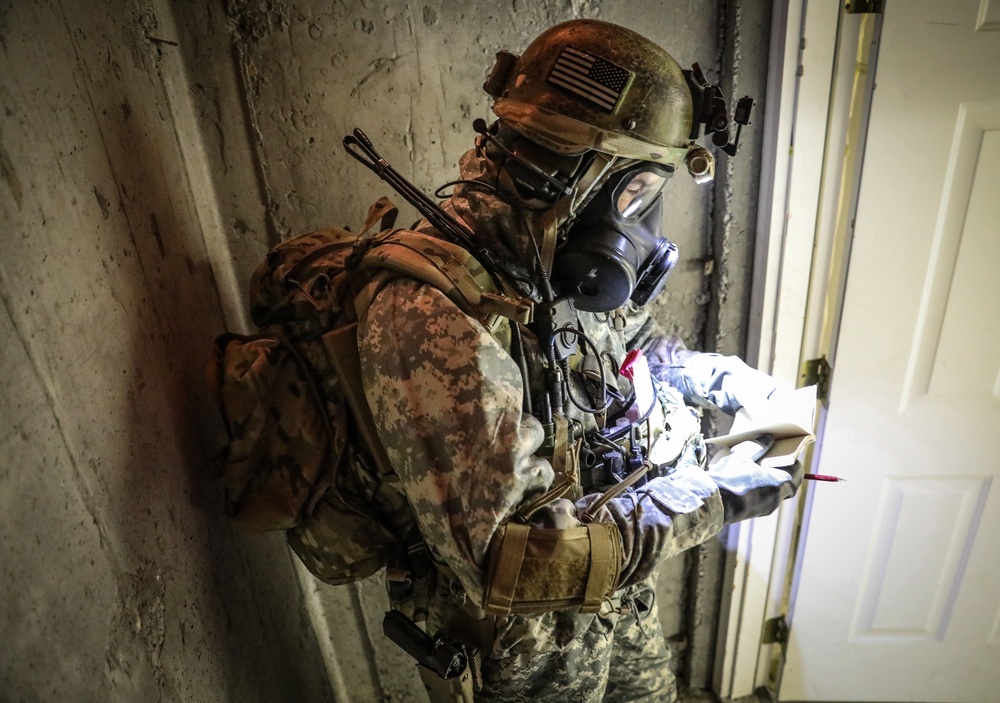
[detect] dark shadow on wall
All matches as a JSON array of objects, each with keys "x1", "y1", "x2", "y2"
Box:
[
  {"x1": 93, "y1": 32, "x2": 335, "y2": 703},
  {"x1": 0, "y1": 0, "x2": 334, "y2": 699}
]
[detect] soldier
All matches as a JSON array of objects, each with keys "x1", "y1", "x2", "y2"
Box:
[{"x1": 353, "y1": 19, "x2": 800, "y2": 703}]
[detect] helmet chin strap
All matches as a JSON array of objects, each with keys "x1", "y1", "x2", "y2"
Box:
[{"x1": 527, "y1": 196, "x2": 571, "y2": 280}]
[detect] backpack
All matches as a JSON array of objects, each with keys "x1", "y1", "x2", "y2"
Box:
[{"x1": 207, "y1": 198, "x2": 531, "y2": 586}]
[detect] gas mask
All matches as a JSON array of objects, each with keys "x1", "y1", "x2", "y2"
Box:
[{"x1": 552, "y1": 164, "x2": 679, "y2": 312}]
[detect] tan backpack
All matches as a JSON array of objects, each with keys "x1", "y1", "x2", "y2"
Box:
[{"x1": 208, "y1": 199, "x2": 530, "y2": 585}]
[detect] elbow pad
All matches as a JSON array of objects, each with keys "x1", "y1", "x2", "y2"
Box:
[{"x1": 483, "y1": 521, "x2": 623, "y2": 616}]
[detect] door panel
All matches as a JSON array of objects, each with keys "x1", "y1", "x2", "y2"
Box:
[{"x1": 779, "y1": 1, "x2": 1000, "y2": 701}]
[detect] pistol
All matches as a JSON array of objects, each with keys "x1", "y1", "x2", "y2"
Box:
[{"x1": 382, "y1": 610, "x2": 467, "y2": 680}]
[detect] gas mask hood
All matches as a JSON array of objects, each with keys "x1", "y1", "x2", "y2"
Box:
[{"x1": 551, "y1": 164, "x2": 679, "y2": 312}]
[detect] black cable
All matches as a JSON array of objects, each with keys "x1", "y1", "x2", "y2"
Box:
[
  {"x1": 587, "y1": 431, "x2": 621, "y2": 453},
  {"x1": 604, "y1": 380, "x2": 661, "y2": 442},
  {"x1": 550, "y1": 325, "x2": 615, "y2": 415},
  {"x1": 509, "y1": 322, "x2": 533, "y2": 416}
]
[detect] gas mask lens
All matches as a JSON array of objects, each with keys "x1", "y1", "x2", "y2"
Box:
[{"x1": 614, "y1": 165, "x2": 672, "y2": 220}]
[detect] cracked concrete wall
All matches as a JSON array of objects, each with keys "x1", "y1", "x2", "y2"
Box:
[
  {"x1": 0, "y1": 0, "x2": 769, "y2": 700},
  {"x1": 0, "y1": 0, "x2": 333, "y2": 700}
]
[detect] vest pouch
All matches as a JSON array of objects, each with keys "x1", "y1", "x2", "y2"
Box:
[
  {"x1": 483, "y1": 521, "x2": 623, "y2": 616},
  {"x1": 285, "y1": 450, "x2": 400, "y2": 586}
]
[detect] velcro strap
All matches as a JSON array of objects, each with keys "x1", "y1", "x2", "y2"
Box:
[
  {"x1": 479, "y1": 292, "x2": 533, "y2": 324},
  {"x1": 533, "y1": 206, "x2": 564, "y2": 274},
  {"x1": 484, "y1": 523, "x2": 530, "y2": 615},
  {"x1": 582, "y1": 523, "x2": 615, "y2": 613}
]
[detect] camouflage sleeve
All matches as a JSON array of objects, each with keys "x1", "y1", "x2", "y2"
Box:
[{"x1": 358, "y1": 278, "x2": 554, "y2": 605}]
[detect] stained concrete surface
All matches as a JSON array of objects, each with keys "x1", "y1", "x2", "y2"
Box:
[
  {"x1": 0, "y1": 0, "x2": 332, "y2": 700},
  {"x1": 0, "y1": 0, "x2": 769, "y2": 700}
]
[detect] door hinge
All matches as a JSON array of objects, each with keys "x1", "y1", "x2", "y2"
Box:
[
  {"x1": 762, "y1": 615, "x2": 789, "y2": 644},
  {"x1": 845, "y1": 0, "x2": 883, "y2": 13},
  {"x1": 800, "y1": 356, "x2": 832, "y2": 402}
]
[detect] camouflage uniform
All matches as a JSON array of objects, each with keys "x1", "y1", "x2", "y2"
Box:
[{"x1": 358, "y1": 149, "x2": 781, "y2": 701}]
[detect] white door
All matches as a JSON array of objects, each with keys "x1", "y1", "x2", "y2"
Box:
[{"x1": 779, "y1": 1, "x2": 1000, "y2": 701}]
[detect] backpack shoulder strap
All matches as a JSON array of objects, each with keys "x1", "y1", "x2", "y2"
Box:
[{"x1": 352, "y1": 229, "x2": 533, "y2": 334}]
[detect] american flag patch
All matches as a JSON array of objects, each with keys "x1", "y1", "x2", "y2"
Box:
[{"x1": 547, "y1": 45, "x2": 633, "y2": 112}]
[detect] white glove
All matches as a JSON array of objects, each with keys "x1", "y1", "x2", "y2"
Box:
[{"x1": 707, "y1": 436, "x2": 803, "y2": 524}]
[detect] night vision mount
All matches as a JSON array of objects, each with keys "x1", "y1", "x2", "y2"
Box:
[{"x1": 683, "y1": 63, "x2": 754, "y2": 157}]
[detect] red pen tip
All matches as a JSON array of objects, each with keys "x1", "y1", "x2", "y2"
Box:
[{"x1": 804, "y1": 473, "x2": 845, "y2": 482}]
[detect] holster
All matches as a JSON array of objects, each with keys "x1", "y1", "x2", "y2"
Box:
[{"x1": 418, "y1": 661, "x2": 476, "y2": 703}]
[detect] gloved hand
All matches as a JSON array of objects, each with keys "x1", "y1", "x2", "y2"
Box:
[{"x1": 706, "y1": 437, "x2": 803, "y2": 524}]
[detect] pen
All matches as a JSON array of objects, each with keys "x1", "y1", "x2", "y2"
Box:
[{"x1": 804, "y1": 473, "x2": 845, "y2": 482}]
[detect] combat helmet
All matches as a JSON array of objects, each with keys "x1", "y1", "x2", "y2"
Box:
[{"x1": 483, "y1": 19, "x2": 707, "y2": 175}]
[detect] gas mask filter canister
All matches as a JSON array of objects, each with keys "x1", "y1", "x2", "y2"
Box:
[{"x1": 552, "y1": 164, "x2": 679, "y2": 312}]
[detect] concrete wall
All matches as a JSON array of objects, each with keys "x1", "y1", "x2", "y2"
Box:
[
  {"x1": 0, "y1": 0, "x2": 770, "y2": 700},
  {"x1": 0, "y1": 0, "x2": 332, "y2": 700}
]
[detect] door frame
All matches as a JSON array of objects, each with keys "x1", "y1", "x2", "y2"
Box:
[{"x1": 715, "y1": 2, "x2": 884, "y2": 698}]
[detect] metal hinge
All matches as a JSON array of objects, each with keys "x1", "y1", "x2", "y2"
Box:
[
  {"x1": 762, "y1": 615, "x2": 789, "y2": 644},
  {"x1": 845, "y1": 0, "x2": 883, "y2": 13},
  {"x1": 800, "y1": 356, "x2": 832, "y2": 402}
]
